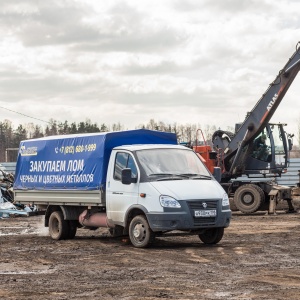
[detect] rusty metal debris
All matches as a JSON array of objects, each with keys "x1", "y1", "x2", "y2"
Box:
[{"x1": 0, "y1": 168, "x2": 36, "y2": 218}]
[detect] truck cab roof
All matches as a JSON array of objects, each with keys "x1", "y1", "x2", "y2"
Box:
[{"x1": 113, "y1": 144, "x2": 188, "y2": 151}]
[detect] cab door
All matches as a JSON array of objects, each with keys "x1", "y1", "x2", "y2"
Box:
[{"x1": 106, "y1": 151, "x2": 139, "y2": 225}]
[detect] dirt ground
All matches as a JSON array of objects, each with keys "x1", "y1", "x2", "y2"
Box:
[{"x1": 1, "y1": 210, "x2": 300, "y2": 300}]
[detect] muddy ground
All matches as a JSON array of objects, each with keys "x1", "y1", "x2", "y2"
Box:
[{"x1": 0, "y1": 210, "x2": 300, "y2": 300}]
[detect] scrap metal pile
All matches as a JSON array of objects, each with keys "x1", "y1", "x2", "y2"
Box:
[{"x1": 0, "y1": 168, "x2": 35, "y2": 218}]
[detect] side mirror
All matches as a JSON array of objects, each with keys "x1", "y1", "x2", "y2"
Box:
[
  {"x1": 213, "y1": 167, "x2": 222, "y2": 183},
  {"x1": 288, "y1": 138, "x2": 293, "y2": 151},
  {"x1": 121, "y1": 168, "x2": 137, "y2": 185}
]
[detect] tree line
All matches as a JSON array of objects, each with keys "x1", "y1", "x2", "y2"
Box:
[
  {"x1": 2, "y1": 118, "x2": 299, "y2": 162},
  {"x1": 0, "y1": 118, "x2": 223, "y2": 162}
]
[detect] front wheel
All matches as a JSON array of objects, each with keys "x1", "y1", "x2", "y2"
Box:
[
  {"x1": 198, "y1": 228, "x2": 224, "y2": 244},
  {"x1": 129, "y1": 215, "x2": 155, "y2": 248}
]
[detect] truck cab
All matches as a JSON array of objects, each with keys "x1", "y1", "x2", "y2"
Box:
[{"x1": 106, "y1": 144, "x2": 231, "y2": 247}]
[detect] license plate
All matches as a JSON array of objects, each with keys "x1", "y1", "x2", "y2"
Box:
[{"x1": 194, "y1": 210, "x2": 217, "y2": 217}]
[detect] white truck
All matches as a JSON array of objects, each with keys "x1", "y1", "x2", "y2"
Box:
[{"x1": 14, "y1": 129, "x2": 231, "y2": 248}]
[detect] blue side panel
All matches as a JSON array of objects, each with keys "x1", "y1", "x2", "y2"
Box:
[
  {"x1": 14, "y1": 134, "x2": 106, "y2": 190},
  {"x1": 14, "y1": 129, "x2": 177, "y2": 191}
]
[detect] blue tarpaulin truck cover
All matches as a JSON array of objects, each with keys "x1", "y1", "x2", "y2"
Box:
[{"x1": 14, "y1": 129, "x2": 177, "y2": 191}]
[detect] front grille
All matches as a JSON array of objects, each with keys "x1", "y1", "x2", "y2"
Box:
[
  {"x1": 187, "y1": 200, "x2": 218, "y2": 227},
  {"x1": 187, "y1": 200, "x2": 218, "y2": 210}
]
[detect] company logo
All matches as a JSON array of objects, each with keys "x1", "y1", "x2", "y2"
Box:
[
  {"x1": 20, "y1": 146, "x2": 38, "y2": 156},
  {"x1": 267, "y1": 93, "x2": 278, "y2": 111},
  {"x1": 202, "y1": 202, "x2": 207, "y2": 208}
]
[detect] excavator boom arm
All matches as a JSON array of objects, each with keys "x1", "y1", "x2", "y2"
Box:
[{"x1": 222, "y1": 42, "x2": 300, "y2": 161}]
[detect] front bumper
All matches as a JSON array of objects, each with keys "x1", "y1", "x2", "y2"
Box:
[{"x1": 146, "y1": 202, "x2": 231, "y2": 232}]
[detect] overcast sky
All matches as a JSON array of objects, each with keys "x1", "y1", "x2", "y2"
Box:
[{"x1": 0, "y1": 0, "x2": 300, "y2": 137}]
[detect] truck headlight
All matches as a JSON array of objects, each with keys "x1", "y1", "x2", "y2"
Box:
[
  {"x1": 159, "y1": 195, "x2": 181, "y2": 208},
  {"x1": 222, "y1": 193, "x2": 230, "y2": 207}
]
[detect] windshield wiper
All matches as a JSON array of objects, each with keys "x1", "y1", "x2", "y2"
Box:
[
  {"x1": 192, "y1": 175, "x2": 212, "y2": 180},
  {"x1": 148, "y1": 173, "x2": 211, "y2": 180},
  {"x1": 177, "y1": 173, "x2": 212, "y2": 180},
  {"x1": 148, "y1": 173, "x2": 174, "y2": 176},
  {"x1": 148, "y1": 173, "x2": 184, "y2": 181}
]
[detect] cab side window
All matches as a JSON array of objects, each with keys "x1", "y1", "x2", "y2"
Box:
[{"x1": 114, "y1": 152, "x2": 138, "y2": 181}]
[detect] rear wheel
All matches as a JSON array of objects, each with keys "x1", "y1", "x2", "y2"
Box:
[
  {"x1": 233, "y1": 184, "x2": 264, "y2": 214},
  {"x1": 49, "y1": 211, "x2": 69, "y2": 240},
  {"x1": 198, "y1": 228, "x2": 224, "y2": 244},
  {"x1": 67, "y1": 220, "x2": 77, "y2": 239},
  {"x1": 129, "y1": 215, "x2": 155, "y2": 248}
]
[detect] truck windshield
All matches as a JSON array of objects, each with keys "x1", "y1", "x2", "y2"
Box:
[{"x1": 136, "y1": 148, "x2": 211, "y2": 180}]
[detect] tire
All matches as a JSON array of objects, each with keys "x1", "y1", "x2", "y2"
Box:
[
  {"x1": 199, "y1": 228, "x2": 224, "y2": 244},
  {"x1": 253, "y1": 185, "x2": 265, "y2": 206},
  {"x1": 229, "y1": 197, "x2": 238, "y2": 211},
  {"x1": 49, "y1": 211, "x2": 70, "y2": 240},
  {"x1": 129, "y1": 215, "x2": 155, "y2": 248},
  {"x1": 67, "y1": 220, "x2": 77, "y2": 239},
  {"x1": 233, "y1": 184, "x2": 263, "y2": 214}
]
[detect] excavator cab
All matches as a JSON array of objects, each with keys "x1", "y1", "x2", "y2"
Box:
[{"x1": 244, "y1": 123, "x2": 290, "y2": 177}]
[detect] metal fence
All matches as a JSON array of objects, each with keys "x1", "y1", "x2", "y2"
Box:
[
  {"x1": 231, "y1": 158, "x2": 300, "y2": 187},
  {"x1": 0, "y1": 162, "x2": 17, "y2": 174},
  {"x1": 277, "y1": 158, "x2": 300, "y2": 187}
]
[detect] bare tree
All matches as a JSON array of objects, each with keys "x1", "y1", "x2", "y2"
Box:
[
  {"x1": 112, "y1": 122, "x2": 123, "y2": 132},
  {"x1": 25, "y1": 123, "x2": 35, "y2": 139}
]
